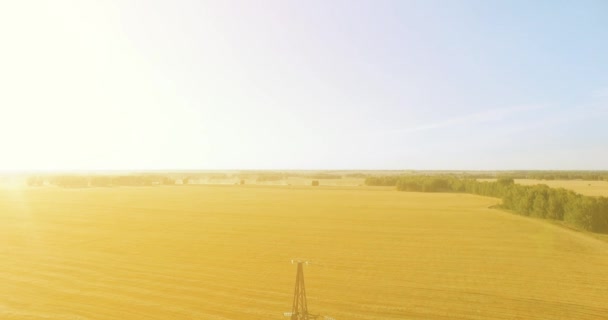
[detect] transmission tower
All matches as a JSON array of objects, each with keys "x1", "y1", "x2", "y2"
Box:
[
  {"x1": 283, "y1": 260, "x2": 335, "y2": 320},
  {"x1": 284, "y1": 260, "x2": 336, "y2": 320},
  {"x1": 290, "y1": 260, "x2": 315, "y2": 320}
]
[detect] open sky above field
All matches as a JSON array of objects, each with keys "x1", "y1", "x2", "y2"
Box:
[{"x1": 1, "y1": 0, "x2": 607, "y2": 171}]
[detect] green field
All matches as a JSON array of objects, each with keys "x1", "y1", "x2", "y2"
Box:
[{"x1": 1, "y1": 186, "x2": 608, "y2": 319}]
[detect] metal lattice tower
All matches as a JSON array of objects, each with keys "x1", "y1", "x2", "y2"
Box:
[
  {"x1": 285, "y1": 260, "x2": 317, "y2": 320},
  {"x1": 284, "y1": 260, "x2": 334, "y2": 320}
]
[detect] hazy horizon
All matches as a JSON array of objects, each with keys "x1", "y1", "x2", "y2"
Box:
[{"x1": 1, "y1": 0, "x2": 607, "y2": 171}]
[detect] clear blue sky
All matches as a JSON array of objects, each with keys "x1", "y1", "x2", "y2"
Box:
[{"x1": 1, "y1": 0, "x2": 607, "y2": 170}]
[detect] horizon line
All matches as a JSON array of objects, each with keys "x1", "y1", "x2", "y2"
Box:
[{"x1": 2, "y1": 168, "x2": 608, "y2": 174}]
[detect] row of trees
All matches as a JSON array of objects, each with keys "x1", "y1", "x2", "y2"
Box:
[
  {"x1": 364, "y1": 176, "x2": 401, "y2": 186},
  {"x1": 501, "y1": 184, "x2": 608, "y2": 232},
  {"x1": 366, "y1": 175, "x2": 608, "y2": 234},
  {"x1": 365, "y1": 171, "x2": 608, "y2": 182},
  {"x1": 301, "y1": 173, "x2": 342, "y2": 179},
  {"x1": 30, "y1": 171, "x2": 350, "y2": 187},
  {"x1": 256, "y1": 174, "x2": 285, "y2": 182},
  {"x1": 253, "y1": 173, "x2": 344, "y2": 181},
  {"x1": 239, "y1": 171, "x2": 344, "y2": 181},
  {"x1": 28, "y1": 175, "x2": 177, "y2": 188},
  {"x1": 495, "y1": 171, "x2": 608, "y2": 181}
]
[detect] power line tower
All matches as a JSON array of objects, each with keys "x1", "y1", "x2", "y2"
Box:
[
  {"x1": 290, "y1": 260, "x2": 315, "y2": 320},
  {"x1": 284, "y1": 260, "x2": 317, "y2": 320},
  {"x1": 284, "y1": 260, "x2": 336, "y2": 320}
]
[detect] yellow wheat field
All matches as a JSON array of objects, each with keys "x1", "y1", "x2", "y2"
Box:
[{"x1": 1, "y1": 185, "x2": 607, "y2": 319}]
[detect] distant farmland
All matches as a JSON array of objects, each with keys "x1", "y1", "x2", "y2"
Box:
[{"x1": 1, "y1": 185, "x2": 607, "y2": 319}]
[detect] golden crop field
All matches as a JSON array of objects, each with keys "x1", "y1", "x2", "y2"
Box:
[{"x1": 1, "y1": 186, "x2": 608, "y2": 320}]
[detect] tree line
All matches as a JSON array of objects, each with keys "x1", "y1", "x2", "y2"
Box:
[
  {"x1": 494, "y1": 171, "x2": 608, "y2": 181},
  {"x1": 366, "y1": 171, "x2": 608, "y2": 181},
  {"x1": 27, "y1": 175, "x2": 177, "y2": 188},
  {"x1": 365, "y1": 175, "x2": 608, "y2": 234}
]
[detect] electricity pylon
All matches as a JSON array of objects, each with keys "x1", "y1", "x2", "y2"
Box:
[
  {"x1": 284, "y1": 260, "x2": 336, "y2": 320},
  {"x1": 290, "y1": 260, "x2": 314, "y2": 320}
]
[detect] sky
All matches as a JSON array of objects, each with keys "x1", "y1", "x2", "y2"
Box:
[{"x1": 0, "y1": 0, "x2": 607, "y2": 171}]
